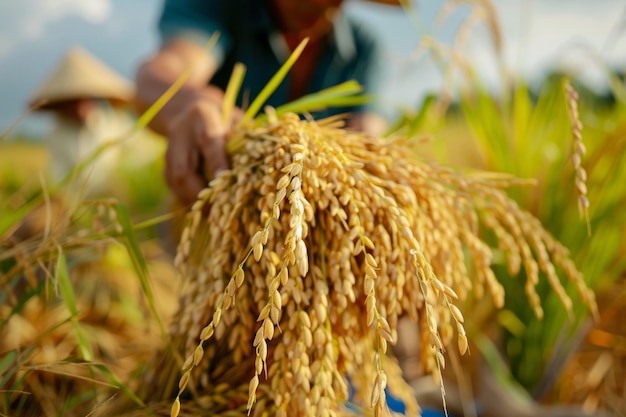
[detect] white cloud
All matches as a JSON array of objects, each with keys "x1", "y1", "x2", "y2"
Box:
[
  {"x1": 0, "y1": 0, "x2": 112, "y2": 54},
  {"x1": 40, "y1": 0, "x2": 112, "y2": 23}
]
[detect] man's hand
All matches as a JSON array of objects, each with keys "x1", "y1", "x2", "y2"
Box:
[
  {"x1": 135, "y1": 39, "x2": 237, "y2": 205},
  {"x1": 163, "y1": 88, "x2": 241, "y2": 205}
]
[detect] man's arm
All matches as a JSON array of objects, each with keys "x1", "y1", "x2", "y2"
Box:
[{"x1": 135, "y1": 39, "x2": 239, "y2": 205}]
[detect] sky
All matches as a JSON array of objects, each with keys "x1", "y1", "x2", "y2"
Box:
[{"x1": 0, "y1": 0, "x2": 625, "y2": 137}]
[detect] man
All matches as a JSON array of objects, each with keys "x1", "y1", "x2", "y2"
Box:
[
  {"x1": 136, "y1": 1, "x2": 426, "y2": 414},
  {"x1": 135, "y1": 0, "x2": 393, "y2": 206},
  {"x1": 136, "y1": 3, "x2": 611, "y2": 417}
]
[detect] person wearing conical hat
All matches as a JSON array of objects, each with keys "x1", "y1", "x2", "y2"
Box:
[
  {"x1": 30, "y1": 46, "x2": 135, "y2": 111},
  {"x1": 30, "y1": 46, "x2": 137, "y2": 195}
]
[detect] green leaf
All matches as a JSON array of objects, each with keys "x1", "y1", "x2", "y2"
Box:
[
  {"x1": 93, "y1": 364, "x2": 146, "y2": 408},
  {"x1": 274, "y1": 81, "x2": 369, "y2": 116},
  {"x1": 56, "y1": 250, "x2": 93, "y2": 361},
  {"x1": 115, "y1": 203, "x2": 166, "y2": 336},
  {"x1": 74, "y1": 326, "x2": 95, "y2": 363},
  {"x1": 56, "y1": 251, "x2": 94, "y2": 361},
  {"x1": 244, "y1": 37, "x2": 309, "y2": 121},
  {"x1": 496, "y1": 309, "x2": 526, "y2": 337},
  {"x1": 474, "y1": 334, "x2": 533, "y2": 404},
  {"x1": 0, "y1": 351, "x2": 17, "y2": 383},
  {"x1": 403, "y1": 95, "x2": 437, "y2": 138},
  {"x1": 222, "y1": 62, "x2": 247, "y2": 125},
  {"x1": 57, "y1": 252, "x2": 78, "y2": 316}
]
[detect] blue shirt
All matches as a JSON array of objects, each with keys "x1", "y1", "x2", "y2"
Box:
[{"x1": 158, "y1": 0, "x2": 385, "y2": 118}]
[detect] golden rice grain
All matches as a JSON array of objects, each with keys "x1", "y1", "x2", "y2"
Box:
[{"x1": 170, "y1": 398, "x2": 180, "y2": 417}]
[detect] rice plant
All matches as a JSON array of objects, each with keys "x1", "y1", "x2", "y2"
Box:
[{"x1": 387, "y1": 3, "x2": 626, "y2": 413}]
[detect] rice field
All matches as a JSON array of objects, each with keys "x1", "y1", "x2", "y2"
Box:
[
  {"x1": 2, "y1": 86, "x2": 624, "y2": 416},
  {"x1": 2, "y1": 4, "x2": 626, "y2": 417}
]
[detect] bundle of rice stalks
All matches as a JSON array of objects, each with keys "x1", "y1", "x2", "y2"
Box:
[{"x1": 133, "y1": 110, "x2": 597, "y2": 417}]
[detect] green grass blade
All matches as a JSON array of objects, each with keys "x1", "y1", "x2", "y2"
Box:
[
  {"x1": 0, "y1": 351, "x2": 18, "y2": 386},
  {"x1": 244, "y1": 38, "x2": 309, "y2": 121},
  {"x1": 56, "y1": 252, "x2": 78, "y2": 317},
  {"x1": 0, "y1": 351, "x2": 16, "y2": 375},
  {"x1": 404, "y1": 95, "x2": 437, "y2": 138},
  {"x1": 474, "y1": 333, "x2": 532, "y2": 403},
  {"x1": 56, "y1": 251, "x2": 94, "y2": 362},
  {"x1": 312, "y1": 79, "x2": 363, "y2": 96},
  {"x1": 274, "y1": 80, "x2": 369, "y2": 116},
  {"x1": 93, "y1": 364, "x2": 146, "y2": 408},
  {"x1": 115, "y1": 203, "x2": 166, "y2": 336},
  {"x1": 279, "y1": 80, "x2": 362, "y2": 106},
  {"x1": 133, "y1": 211, "x2": 179, "y2": 231},
  {"x1": 222, "y1": 62, "x2": 247, "y2": 125},
  {"x1": 276, "y1": 96, "x2": 371, "y2": 116},
  {"x1": 115, "y1": 204, "x2": 149, "y2": 279}
]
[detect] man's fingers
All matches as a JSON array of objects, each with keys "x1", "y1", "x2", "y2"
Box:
[
  {"x1": 163, "y1": 93, "x2": 237, "y2": 204},
  {"x1": 194, "y1": 101, "x2": 229, "y2": 178},
  {"x1": 164, "y1": 145, "x2": 206, "y2": 205},
  {"x1": 165, "y1": 118, "x2": 205, "y2": 205}
]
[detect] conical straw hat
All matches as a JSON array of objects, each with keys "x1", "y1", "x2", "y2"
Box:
[{"x1": 29, "y1": 46, "x2": 135, "y2": 109}]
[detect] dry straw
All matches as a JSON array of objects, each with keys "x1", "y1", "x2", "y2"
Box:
[{"x1": 147, "y1": 111, "x2": 597, "y2": 417}]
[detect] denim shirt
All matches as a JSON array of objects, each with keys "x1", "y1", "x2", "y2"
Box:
[{"x1": 158, "y1": 0, "x2": 385, "y2": 118}]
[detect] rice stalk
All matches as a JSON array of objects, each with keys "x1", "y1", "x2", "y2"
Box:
[{"x1": 563, "y1": 80, "x2": 590, "y2": 233}]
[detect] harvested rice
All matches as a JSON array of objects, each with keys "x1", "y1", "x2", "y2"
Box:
[{"x1": 139, "y1": 111, "x2": 596, "y2": 417}]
